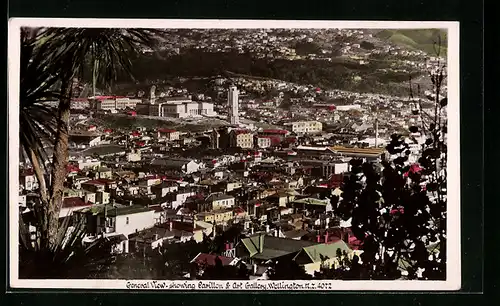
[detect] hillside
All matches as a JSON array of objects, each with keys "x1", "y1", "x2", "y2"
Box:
[
  {"x1": 373, "y1": 29, "x2": 448, "y2": 57},
  {"x1": 110, "y1": 50, "x2": 422, "y2": 96}
]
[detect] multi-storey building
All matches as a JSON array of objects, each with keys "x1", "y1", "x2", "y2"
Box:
[
  {"x1": 290, "y1": 121, "x2": 323, "y2": 135},
  {"x1": 227, "y1": 86, "x2": 239, "y2": 125},
  {"x1": 229, "y1": 129, "x2": 253, "y2": 148}
]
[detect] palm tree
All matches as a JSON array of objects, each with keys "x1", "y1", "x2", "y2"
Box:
[{"x1": 19, "y1": 27, "x2": 160, "y2": 275}]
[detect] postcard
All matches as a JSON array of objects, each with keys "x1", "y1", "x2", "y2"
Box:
[{"x1": 8, "y1": 18, "x2": 460, "y2": 291}]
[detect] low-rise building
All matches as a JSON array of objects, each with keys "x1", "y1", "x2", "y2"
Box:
[
  {"x1": 157, "y1": 129, "x2": 180, "y2": 141},
  {"x1": 290, "y1": 121, "x2": 323, "y2": 135},
  {"x1": 207, "y1": 194, "x2": 236, "y2": 210},
  {"x1": 97, "y1": 205, "x2": 156, "y2": 237}
]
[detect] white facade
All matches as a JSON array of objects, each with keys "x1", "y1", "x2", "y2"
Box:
[
  {"x1": 127, "y1": 152, "x2": 141, "y2": 162},
  {"x1": 95, "y1": 98, "x2": 141, "y2": 111},
  {"x1": 212, "y1": 197, "x2": 235, "y2": 210},
  {"x1": 291, "y1": 121, "x2": 323, "y2": 135},
  {"x1": 228, "y1": 86, "x2": 239, "y2": 125},
  {"x1": 88, "y1": 136, "x2": 102, "y2": 147},
  {"x1": 77, "y1": 159, "x2": 101, "y2": 170},
  {"x1": 20, "y1": 174, "x2": 37, "y2": 191},
  {"x1": 257, "y1": 137, "x2": 272, "y2": 148},
  {"x1": 171, "y1": 191, "x2": 197, "y2": 209},
  {"x1": 114, "y1": 210, "x2": 156, "y2": 237},
  {"x1": 184, "y1": 160, "x2": 203, "y2": 174},
  {"x1": 159, "y1": 101, "x2": 215, "y2": 118},
  {"x1": 336, "y1": 104, "x2": 362, "y2": 111}
]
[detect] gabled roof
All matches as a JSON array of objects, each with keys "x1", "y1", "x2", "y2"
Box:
[
  {"x1": 62, "y1": 197, "x2": 93, "y2": 209},
  {"x1": 240, "y1": 235, "x2": 318, "y2": 259},
  {"x1": 293, "y1": 240, "x2": 352, "y2": 263},
  {"x1": 190, "y1": 253, "x2": 236, "y2": 266}
]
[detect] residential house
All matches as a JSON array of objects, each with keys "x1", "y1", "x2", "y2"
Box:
[
  {"x1": 193, "y1": 220, "x2": 214, "y2": 236},
  {"x1": 97, "y1": 167, "x2": 113, "y2": 179},
  {"x1": 157, "y1": 129, "x2": 180, "y2": 141},
  {"x1": 268, "y1": 191, "x2": 296, "y2": 207},
  {"x1": 236, "y1": 234, "x2": 318, "y2": 269},
  {"x1": 77, "y1": 159, "x2": 101, "y2": 171},
  {"x1": 97, "y1": 204, "x2": 156, "y2": 237},
  {"x1": 156, "y1": 221, "x2": 205, "y2": 243},
  {"x1": 128, "y1": 226, "x2": 176, "y2": 251},
  {"x1": 19, "y1": 170, "x2": 37, "y2": 191},
  {"x1": 81, "y1": 180, "x2": 110, "y2": 204},
  {"x1": 70, "y1": 175, "x2": 91, "y2": 189},
  {"x1": 190, "y1": 253, "x2": 239, "y2": 275},
  {"x1": 292, "y1": 198, "x2": 333, "y2": 215},
  {"x1": 63, "y1": 188, "x2": 83, "y2": 199},
  {"x1": 60, "y1": 197, "x2": 93, "y2": 219},
  {"x1": 194, "y1": 209, "x2": 234, "y2": 226},
  {"x1": 81, "y1": 180, "x2": 106, "y2": 193},
  {"x1": 151, "y1": 181, "x2": 179, "y2": 198},
  {"x1": 69, "y1": 134, "x2": 102, "y2": 149},
  {"x1": 166, "y1": 189, "x2": 197, "y2": 210},
  {"x1": 207, "y1": 193, "x2": 236, "y2": 210},
  {"x1": 127, "y1": 150, "x2": 142, "y2": 162},
  {"x1": 151, "y1": 158, "x2": 204, "y2": 174},
  {"x1": 293, "y1": 239, "x2": 353, "y2": 275}
]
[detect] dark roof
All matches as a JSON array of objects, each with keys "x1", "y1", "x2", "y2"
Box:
[
  {"x1": 106, "y1": 205, "x2": 152, "y2": 217},
  {"x1": 129, "y1": 226, "x2": 175, "y2": 242},
  {"x1": 158, "y1": 128, "x2": 177, "y2": 133},
  {"x1": 62, "y1": 197, "x2": 92, "y2": 209},
  {"x1": 106, "y1": 234, "x2": 128, "y2": 244},
  {"x1": 207, "y1": 193, "x2": 235, "y2": 202},
  {"x1": 151, "y1": 158, "x2": 192, "y2": 169},
  {"x1": 283, "y1": 229, "x2": 310, "y2": 239},
  {"x1": 191, "y1": 253, "x2": 235, "y2": 266},
  {"x1": 240, "y1": 234, "x2": 318, "y2": 260},
  {"x1": 82, "y1": 180, "x2": 106, "y2": 186}
]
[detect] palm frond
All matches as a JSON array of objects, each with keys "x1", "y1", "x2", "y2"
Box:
[{"x1": 35, "y1": 28, "x2": 160, "y2": 88}]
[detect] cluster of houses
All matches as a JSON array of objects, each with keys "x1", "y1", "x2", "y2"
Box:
[{"x1": 19, "y1": 117, "x2": 391, "y2": 278}]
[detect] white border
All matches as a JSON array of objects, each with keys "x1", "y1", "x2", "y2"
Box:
[{"x1": 7, "y1": 19, "x2": 460, "y2": 291}]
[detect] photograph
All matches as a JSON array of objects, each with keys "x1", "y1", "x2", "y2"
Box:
[{"x1": 8, "y1": 19, "x2": 460, "y2": 291}]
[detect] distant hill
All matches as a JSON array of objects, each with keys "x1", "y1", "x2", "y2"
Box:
[{"x1": 373, "y1": 29, "x2": 448, "y2": 57}]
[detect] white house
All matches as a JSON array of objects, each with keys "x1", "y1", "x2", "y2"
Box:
[
  {"x1": 169, "y1": 189, "x2": 197, "y2": 209},
  {"x1": 207, "y1": 194, "x2": 236, "y2": 210},
  {"x1": 98, "y1": 205, "x2": 156, "y2": 237},
  {"x1": 19, "y1": 171, "x2": 38, "y2": 191}
]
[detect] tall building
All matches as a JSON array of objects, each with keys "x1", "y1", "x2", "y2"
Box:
[
  {"x1": 227, "y1": 86, "x2": 239, "y2": 125},
  {"x1": 150, "y1": 85, "x2": 156, "y2": 104}
]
